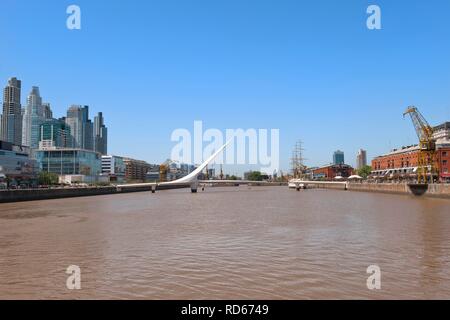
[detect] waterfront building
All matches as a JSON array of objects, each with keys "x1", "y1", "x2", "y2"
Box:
[
  {"x1": 434, "y1": 122, "x2": 450, "y2": 148},
  {"x1": 35, "y1": 148, "x2": 102, "y2": 183},
  {"x1": 146, "y1": 170, "x2": 160, "y2": 182},
  {"x1": 180, "y1": 163, "x2": 193, "y2": 175},
  {"x1": 38, "y1": 119, "x2": 72, "y2": 149},
  {"x1": 437, "y1": 149, "x2": 450, "y2": 182},
  {"x1": 312, "y1": 164, "x2": 353, "y2": 180},
  {"x1": 333, "y1": 150, "x2": 345, "y2": 165},
  {"x1": 94, "y1": 112, "x2": 108, "y2": 155},
  {"x1": 1, "y1": 78, "x2": 23, "y2": 145},
  {"x1": 356, "y1": 149, "x2": 367, "y2": 170},
  {"x1": 371, "y1": 145, "x2": 450, "y2": 182},
  {"x1": 123, "y1": 157, "x2": 153, "y2": 182},
  {"x1": 101, "y1": 155, "x2": 126, "y2": 182},
  {"x1": 0, "y1": 140, "x2": 38, "y2": 186}
]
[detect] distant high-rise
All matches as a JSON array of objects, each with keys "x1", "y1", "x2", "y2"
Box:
[
  {"x1": 85, "y1": 119, "x2": 94, "y2": 151},
  {"x1": 65, "y1": 105, "x2": 93, "y2": 150},
  {"x1": 333, "y1": 150, "x2": 345, "y2": 165},
  {"x1": 43, "y1": 103, "x2": 53, "y2": 119},
  {"x1": 1, "y1": 77, "x2": 23, "y2": 145},
  {"x1": 22, "y1": 86, "x2": 52, "y2": 149},
  {"x1": 356, "y1": 149, "x2": 367, "y2": 170},
  {"x1": 94, "y1": 112, "x2": 108, "y2": 155}
]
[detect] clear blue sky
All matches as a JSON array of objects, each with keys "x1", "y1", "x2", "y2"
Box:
[{"x1": 1, "y1": 0, "x2": 450, "y2": 173}]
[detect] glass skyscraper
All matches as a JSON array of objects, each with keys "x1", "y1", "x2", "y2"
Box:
[
  {"x1": 94, "y1": 112, "x2": 107, "y2": 155},
  {"x1": 65, "y1": 105, "x2": 94, "y2": 150},
  {"x1": 22, "y1": 86, "x2": 52, "y2": 149},
  {"x1": 333, "y1": 150, "x2": 345, "y2": 165},
  {"x1": 39, "y1": 119, "x2": 72, "y2": 149}
]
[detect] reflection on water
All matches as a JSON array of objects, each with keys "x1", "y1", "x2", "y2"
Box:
[{"x1": 1, "y1": 187, "x2": 450, "y2": 299}]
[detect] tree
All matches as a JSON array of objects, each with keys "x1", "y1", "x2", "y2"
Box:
[
  {"x1": 247, "y1": 171, "x2": 264, "y2": 181},
  {"x1": 357, "y1": 165, "x2": 372, "y2": 179},
  {"x1": 38, "y1": 172, "x2": 59, "y2": 186}
]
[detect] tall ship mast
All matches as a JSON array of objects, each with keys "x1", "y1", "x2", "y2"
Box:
[{"x1": 290, "y1": 140, "x2": 306, "y2": 179}]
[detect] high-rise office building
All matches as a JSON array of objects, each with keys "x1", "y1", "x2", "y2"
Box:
[
  {"x1": 94, "y1": 112, "x2": 108, "y2": 155},
  {"x1": 333, "y1": 150, "x2": 345, "y2": 165},
  {"x1": 65, "y1": 105, "x2": 94, "y2": 150},
  {"x1": 38, "y1": 119, "x2": 72, "y2": 149},
  {"x1": 356, "y1": 149, "x2": 367, "y2": 170},
  {"x1": 85, "y1": 119, "x2": 94, "y2": 151},
  {"x1": 22, "y1": 86, "x2": 52, "y2": 149},
  {"x1": 66, "y1": 105, "x2": 85, "y2": 149},
  {"x1": 1, "y1": 78, "x2": 23, "y2": 145}
]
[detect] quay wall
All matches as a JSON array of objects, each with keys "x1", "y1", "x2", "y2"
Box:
[
  {"x1": 346, "y1": 183, "x2": 450, "y2": 198},
  {"x1": 0, "y1": 185, "x2": 153, "y2": 203},
  {"x1": 0, "y1": 183, "x2": 287, "y2": 203}
]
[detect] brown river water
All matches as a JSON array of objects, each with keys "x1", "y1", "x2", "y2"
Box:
[{"x1": 1, "y1": 186, "x2": 450, "y2": 299}]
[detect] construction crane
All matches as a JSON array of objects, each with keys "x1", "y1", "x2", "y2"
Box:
[
  {"x1": 403, "y1": 106, "x2": 437, "y2": 184},
  {"x1": 159, "y1": 159, "x2": 181, "y2": 182},
  {"x1": 159, "y1": 160, "x2": 171, "y2": 182}
]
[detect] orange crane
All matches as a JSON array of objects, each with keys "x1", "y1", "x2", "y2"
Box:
[
  {"x1": 159, "y1": 159, "x2": 175, "y2": 182},
  {"x1": 403, "y1": 106, "x2": 437, "y2": 184}
]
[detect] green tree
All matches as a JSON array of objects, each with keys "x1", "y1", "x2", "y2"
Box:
[
  {"x1": 357, "y1": 165, "x2": 372, "y2": 179},
  {"x1": 38, "y1": 172, "x2": 59, "y2": 186},
  {"x1": 247, "y1": 171, "x2": 264, "y2": 181}
]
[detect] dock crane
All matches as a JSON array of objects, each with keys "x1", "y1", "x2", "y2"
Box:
[
  {"x1": 159, "y1": 159, "x2": 171, "y2": 182},
  {"x1": 403, "y1": 106, "x2": 437, "y2": 184}
]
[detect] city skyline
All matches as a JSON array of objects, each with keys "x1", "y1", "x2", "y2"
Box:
[
  {"x1": 1, "y1": 1, "x2": 450, "y2": 172},
  {"x1": 0, "y1": 77, "x2": 109, "y2": 158},
  {"x1": 2, "y1": 75, "x2": 449, "y2": 175}
]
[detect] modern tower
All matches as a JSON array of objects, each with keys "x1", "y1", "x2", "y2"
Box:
[
  {"x1": 94, "y1": 112, "x2": 108, "y2": 155},
  {"x1": 333, "y1": 150, "x2": 345, "y2": 165},
  {"x1": 22, "y1": 86, "x2": 52, "y2": 149},
  {"x1": 1, "y1": 77, "x2": 23, "y2": 145},
  {"x1": 65, "y1": 105, "x2": 93, "y2": 150},
  {"x1": 356, "y1": 149, "x2": 367, "y2": 170}
]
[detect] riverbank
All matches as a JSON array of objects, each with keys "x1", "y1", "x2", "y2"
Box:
[
  {"x1": 289, "y1": 180, "x2": 450, "y2": 199},
  {"x1": 1, "y1": 182, "x2": 449, "y2": 204},
  {"x1": 0, "y1": 182, "x2": 287, "y2": 203},
  {"x1": 0, "y1": 185, "x2": 153, "y2": 203},
  {"x1": 348, "y1": 182, "x2": 450, "y2": 199}
]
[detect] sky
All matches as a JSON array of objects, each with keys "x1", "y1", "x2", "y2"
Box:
[{"x1": 1, "y1": 0, "x2": 450, "y2": 174}]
